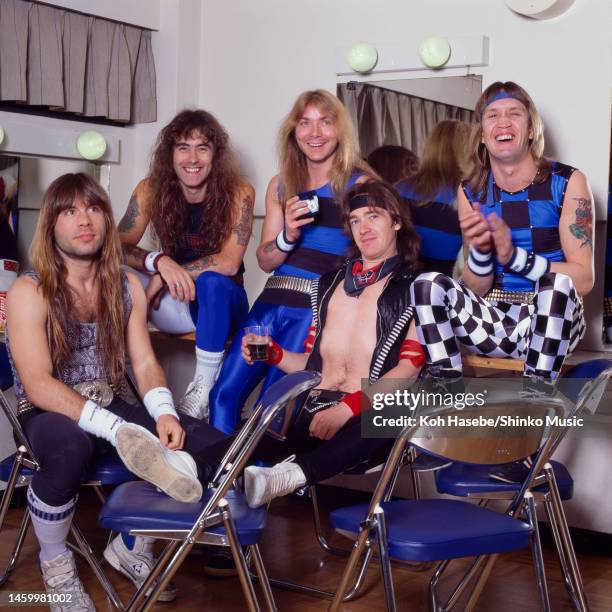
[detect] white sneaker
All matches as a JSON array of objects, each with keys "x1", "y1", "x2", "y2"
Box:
[
  {"x1": 244, "y1": 462, "x2": 306, "y2": 508},
  {"x1": 115, "y1": 423, "x2": 203, "y2": 503},
  {"x1": 177, "y1": 376, "x2": 210, "y2": 421},
  {"x1": 40, "y1": 550, "x2": 95, "y2": 612},
  {"x1": 103, "y1": 534, "x2": 177, "y2": 602}
]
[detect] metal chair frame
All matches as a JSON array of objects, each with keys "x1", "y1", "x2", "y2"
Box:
[
  {"x1": 0, "y1": 387, "x2": 124, "y2": 609},
  {"x1": 329, "y1": 396, "x2": 567, "y2": 612},
  {"x1": 101, "y1": 370, "x2": 320, "y2": 612}
]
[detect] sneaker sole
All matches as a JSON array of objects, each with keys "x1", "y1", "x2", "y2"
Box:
[
  {"x1": 116, "y1": 426, "x2": 203, "y2": 503},
  {"x1": 103, "y1": 542, "x2": 177, "y2": 603}
]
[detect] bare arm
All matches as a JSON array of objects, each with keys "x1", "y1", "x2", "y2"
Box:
[
  {"x1": 552, "y1": 170, "x2": 594, "y2": 296},
  {"x1": 118, "y1": 180, "x2": 153, "y2": 271},
  {"x1": 458, "y1": 188, "x2": 494, "y2": 296},
  {"x1": 181, "y1": 182, "x2": 255, "y2": 278},
  {"x1": 256, "y1": 175, "x2": 314, "y2": 273},
  {"x1": 6, "y1": 277, "x2": 87, "y2": 421}
]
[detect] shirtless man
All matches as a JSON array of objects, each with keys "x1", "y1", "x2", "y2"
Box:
[{"x1": 192, "y1": 180, "x2": 424, "y2": 507}]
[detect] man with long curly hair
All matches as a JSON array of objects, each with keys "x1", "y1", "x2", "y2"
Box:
[
  {"x1": 119, "y1": 109, "x2": 254, "y2": 420},
  {"x1": 6, "y1": 173, "x2": 226, "y2": 605},
  {"x1": 209, "y1": 89, "x2": 374, "y2": 434}
]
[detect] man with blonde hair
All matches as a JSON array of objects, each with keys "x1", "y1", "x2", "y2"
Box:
[{"x1": 209, "y1": 89, "x2": 373, "y2": 434}]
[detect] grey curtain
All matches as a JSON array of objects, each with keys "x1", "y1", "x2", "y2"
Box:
[
  {"x1": 338, "y1": 82, "x2": 474, "y2": 158},
  {"x1": 0, "y1": 0, "x2": 156, "y2": 124}
]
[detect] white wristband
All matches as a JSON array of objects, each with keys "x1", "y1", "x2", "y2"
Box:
[
  {"x1": 467, "y1": 247, "x2": 494, "y2": 277},
  {"x1": 143, "y1": 387, "x2": 179, "y2": 422},
  {"x1": 78, "y1": 400, "x2": 125, "y2": 446},
  {"x1": 275, "y1": 229, "x2": 297, "y2": 253},
  {"x1": 144, "y1": 251, "x2": 162, "y2": 273},
  {"x1": 507, "y1": 246, "x2": 550, "y2": 282}
]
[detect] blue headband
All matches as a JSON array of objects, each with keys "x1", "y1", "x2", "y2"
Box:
[{"x1": 483, "y1": 90, "x2": 524, "y2": 112}]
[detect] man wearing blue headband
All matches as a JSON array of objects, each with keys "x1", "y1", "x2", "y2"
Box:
[{"x1": 410, "y1": 81, "x2": 594, "y2": 479}]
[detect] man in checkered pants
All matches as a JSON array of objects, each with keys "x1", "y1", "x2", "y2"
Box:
[{"x1": 410, "y1": 81, "x2": 594, "y2": 383}]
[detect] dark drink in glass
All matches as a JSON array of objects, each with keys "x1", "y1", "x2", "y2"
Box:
[
  {"x1": 247, "y1": 341, "x2": 269, "y2": 361},
  {"x1": 244, "y1": 325, "x2": 270, "y2": 362}
]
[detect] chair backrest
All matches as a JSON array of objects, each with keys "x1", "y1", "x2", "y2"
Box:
[
  {"x1": 365, "y1": 398, "x2": 565, "y2": 519},
  {"x1": 208, "y1": 370, "x2": 321, "y2": 489},
  {"x1": 0, "y1": 387, "x2": 37, "y2": 461}
]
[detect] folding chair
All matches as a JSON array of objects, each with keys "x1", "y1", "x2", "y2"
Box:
[
  {"x1": 329, "y1": 396, "x2": 567, "y2": 611},
  {"x1": 0, "y1": 384, "x2": 133, "y2": 609},
  {"x1": 432, "y1": 358, "x2": 612, "y2": 612},
  {"x1": 98, "y1": 369, "x2": 321, "y2": 612}
]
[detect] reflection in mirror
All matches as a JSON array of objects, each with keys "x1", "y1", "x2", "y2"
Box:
[{"x1": 338, "y1": 76, "x2": 482, "y2": 278}]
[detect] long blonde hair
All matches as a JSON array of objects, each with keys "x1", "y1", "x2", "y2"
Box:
[
  {"x1": 408, "y1": 120, "x2": 471, "y2": 204},
  {"x1": 30, "y1": 173, "x2": 126, "y2": 384},
  {"x1": 277, "y1": 89, "x2": 373, "y2": 199}
]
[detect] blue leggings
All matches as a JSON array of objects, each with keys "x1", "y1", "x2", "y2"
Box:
[
  {"x1": 189, "y1": 272, "x2": 249, "y2": 351},
  {"x1": 209, "y1": 300, "x2": 312, "y2": 433}
]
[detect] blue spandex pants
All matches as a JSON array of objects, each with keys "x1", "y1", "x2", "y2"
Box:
[
  {"x1": 209, "y1": 300, "x2": 312, "y2": 433},
  {"x1": 189, "y1": 272, "x2": 249, "y2": 351}
]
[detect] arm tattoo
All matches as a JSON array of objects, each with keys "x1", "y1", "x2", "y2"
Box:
[
  {"x1": 262, "y1": 240, "x2": 278, "y2": 254},
  {"x1": 569, "y1": 197, "x2": 593, "y2": 248},
  {"x1": 118, "y1": 194, "x2": 140, "y2": 233},
  {"x1": 122, "y1": 244, "x2": 148, "y2": 267},
  {"x1": 232, "y1": 193, "x2": 253, "y2": 247},
  {"x1": 184, "y1": 255, "x2": 217, "y2": 272}
]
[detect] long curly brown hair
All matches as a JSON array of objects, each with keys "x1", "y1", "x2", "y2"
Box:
[
  {"x1": 465, "y1": 81, "x2": 550, "y2": 202},
  {"x1": 29, "y1": 173, "x2": 126, "y2": 385},
  {"x1": 148, "y1": 109, "x2": 241, "y2": 259},
  {"x1": 341, "y1": 180, "x2": 421, "y2": 274}
]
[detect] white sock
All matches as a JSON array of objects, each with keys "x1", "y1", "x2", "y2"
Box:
[
  {"x1": 77, "y1": 400, "x2": 125, "y2": 446},
  {"x1": 194, "y1": 348, "x2": 224, "y2": 388},
  {"x1": 27, "y1": 487, "x2": 75, "y2": 562}
]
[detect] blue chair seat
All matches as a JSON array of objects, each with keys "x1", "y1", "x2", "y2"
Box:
[
  {"x1": 0, "y1": 453, "x2": 35, "y2": 481},
  {"x1": 435, "y1": 460, "x2": 573, "y2": 500},
  {"x1": 330, "y1": 499, "x2": 533, "y2": 562},
  {"x1": 99, "y1": 481, "x2": 267, "y2": 546},
  {"x1": 0, "y1": 450, "x2": 132, "y2": 485}
]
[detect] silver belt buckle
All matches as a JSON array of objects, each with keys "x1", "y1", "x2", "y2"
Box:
[{"x1": 73, "y1": 380, "x2": 114, "y2": 407}]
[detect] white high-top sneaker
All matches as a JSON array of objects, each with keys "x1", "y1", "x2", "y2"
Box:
[
  {"x1": 103, "y1": 534, "x2": 177, "y2": 601},
  {"x1": 177, "y1": 376, "x2": 210, "y2": 421},
  {"x1": 40, "y1": 550, "x2": 95, "y2": 612},
  {"x1": 115, "y1": 423, "x2": 203, "y2": 503},
  {"x1": 244, "y1": 462, "x2": 306, "y2": 508}
]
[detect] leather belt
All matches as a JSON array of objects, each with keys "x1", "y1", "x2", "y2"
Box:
[
  {"x1": 484, "y1": 288, "x2": 535, "y2": 305},
  {"x1": 264, "y1": 275, "x2": 313, "y2": 295}
]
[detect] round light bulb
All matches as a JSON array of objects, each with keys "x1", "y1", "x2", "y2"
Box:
[
  {"x1": 346, "y1": 42, "x2": 378, "y2": 74},
  {"x1": 418, "y1": 36, "x2": 451, "y2": 68},
  {"x1": 76, "y1": 130, "x2": 107, "y2": 160}
]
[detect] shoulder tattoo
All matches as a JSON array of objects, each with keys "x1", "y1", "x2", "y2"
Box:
[
  {"x1": 568, "y1": 197, "x2": 593, "y2": 248},
  {"x1": 118, "y1": 194, "x2": 140, "y2": 233},
  {"x1": 232, "y1": 192, "x2": 253, "y2": 247}
]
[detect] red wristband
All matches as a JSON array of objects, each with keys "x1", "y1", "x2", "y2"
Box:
[
  {"x1": 342, "y1": 390, "x2": 371, "y2": 416},
  {"x1": 399, "y1": 339, "x2": 426, "y2": 368},
  {"x1": 266, "y1": 339, "x2": 284, "y2": 366},
  {"x1": 304, "y1": 325, "x2": 316, "y2": 353}
]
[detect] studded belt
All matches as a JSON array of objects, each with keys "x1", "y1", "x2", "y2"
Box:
[
  {"x1": 484, "y1": 288, "x2": 535, "y2": 305},
  {"x1": 264, "y1": 275, "x2": 313, "y2": 295}
]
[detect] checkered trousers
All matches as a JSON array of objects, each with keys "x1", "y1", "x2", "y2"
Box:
[{"x1": 410, "y1": 272, "x2": 585, "y2": 379}]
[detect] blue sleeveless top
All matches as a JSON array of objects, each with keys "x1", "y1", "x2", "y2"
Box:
[
  {"x1": 395, "y1": 180, "x2": 461, "y2": 277},
  {"x1": 462, "y1": 161, "x2": 575, "y2": 291},
  {"x1": 274, "y1": 173, "x2": 361, "y2": 280}
]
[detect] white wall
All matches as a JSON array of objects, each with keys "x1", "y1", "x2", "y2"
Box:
[{"x1": 199, "y1": 0, "x2": 612, "y2": 343}]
